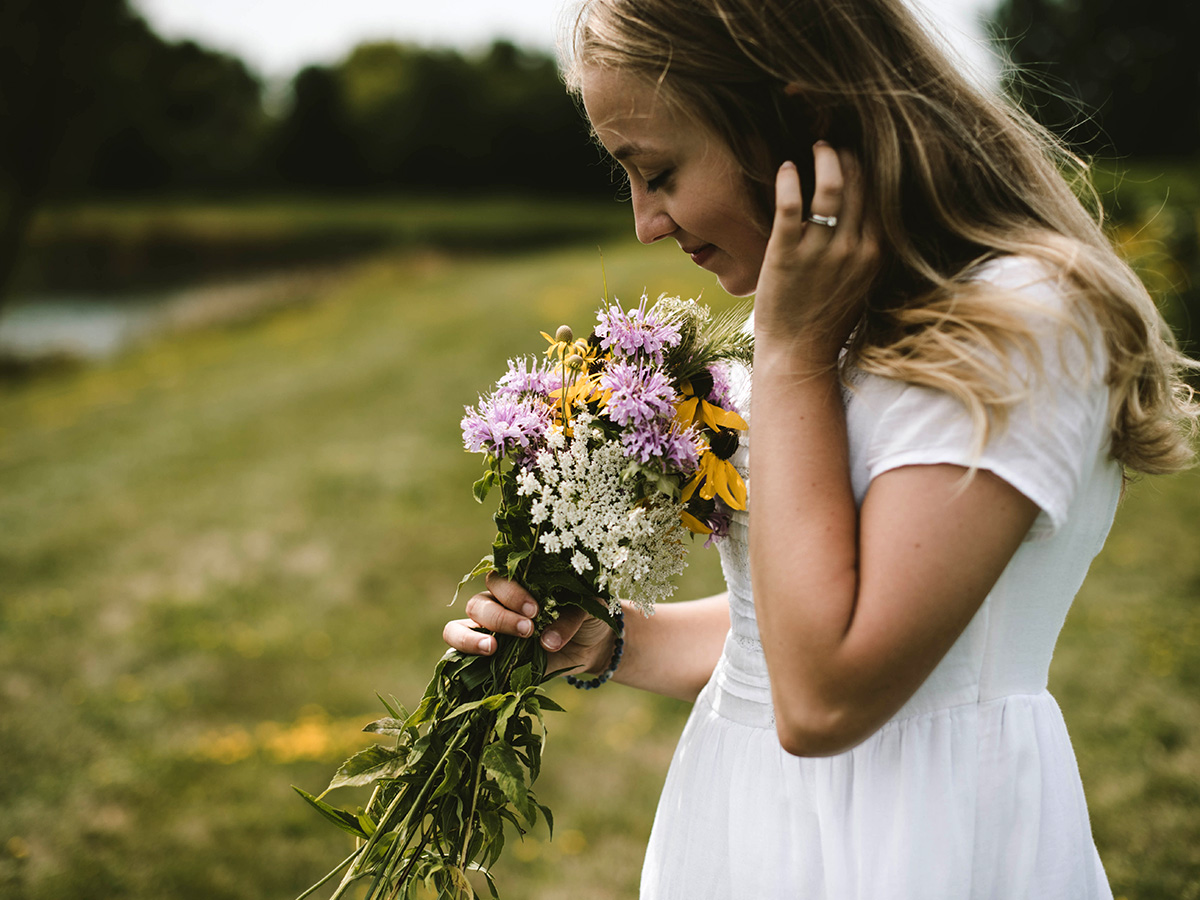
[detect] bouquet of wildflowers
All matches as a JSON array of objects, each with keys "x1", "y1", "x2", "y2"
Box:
[{"x1": 296, "y1": 294, "x2": 752, "y2": 900}]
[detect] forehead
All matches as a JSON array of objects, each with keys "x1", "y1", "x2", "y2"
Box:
[{"x1": 580, "y1": 66, "x2": 696, "y2": 157}]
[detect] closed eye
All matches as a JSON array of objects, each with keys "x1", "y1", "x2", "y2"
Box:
[{"x1": 645, "y1": 168, "x2": 674, "y2": 193}]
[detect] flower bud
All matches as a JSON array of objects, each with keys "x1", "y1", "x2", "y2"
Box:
[
  {"x1": 555, "y1": 325, "x2": 574, "y2": 343},
  {"x1": 566, "y1": 353, "x2": 584, "y2": 369}
]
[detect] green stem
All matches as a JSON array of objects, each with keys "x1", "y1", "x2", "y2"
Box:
[
  {"x1": 330, "y1": 721, "x2": 473, "y2": 900},
  {"x1": 458, "y1": 727, "x2": 488, "y2": 869},
  {"x1": 294, "y1": 848, "x2": 360, "y2": 900}
]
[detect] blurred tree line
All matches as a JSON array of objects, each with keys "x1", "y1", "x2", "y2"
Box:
[
  {"x1": 0, "y1": 0, "x2": 607, "y2": 305},
  {"x1": 1, "y1": 0, "x2": 1197, "y2": 312},
  {"x1": 992, "y1": 0, "x2": 1200, "y2": 352}
]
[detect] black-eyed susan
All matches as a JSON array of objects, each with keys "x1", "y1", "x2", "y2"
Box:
[
  {"x1": 682, "y1": 427, "x2": 747, "y2": 510},
  {"x1": 680, "y1": 508, "x2": 714, "y2": 535},
  {"x1": 675, "y1": 375, "x2": 748, "y2": 433}
]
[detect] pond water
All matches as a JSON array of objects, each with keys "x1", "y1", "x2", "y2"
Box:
[
  {"x1": 0, "y1": 291, "x2": 172, "y2": 360},
  {"x1": 0, "y1": 268, "x2": 330, "y2": 363}
]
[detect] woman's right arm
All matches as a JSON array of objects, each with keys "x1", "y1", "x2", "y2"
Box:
[{"x1": 442, "y1": 573, "x2": 730, "y2": 702}]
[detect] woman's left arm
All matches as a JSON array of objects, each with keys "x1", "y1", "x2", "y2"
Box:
[{"x1": 751, "y1": 147, "x2": 1039, "y2": 757}]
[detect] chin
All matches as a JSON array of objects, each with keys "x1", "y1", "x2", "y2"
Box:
[{"x1": 717, "y1": 273, "x2": 758, "y2": 298}]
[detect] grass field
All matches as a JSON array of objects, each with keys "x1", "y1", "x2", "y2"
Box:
[{"x1": 1, "y1": 230, "x2": 1198, "y2": 899}]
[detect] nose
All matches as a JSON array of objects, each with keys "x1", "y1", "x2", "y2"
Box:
[{"x1": 631, "y1": 185, "x2": 675, "y2": 244}]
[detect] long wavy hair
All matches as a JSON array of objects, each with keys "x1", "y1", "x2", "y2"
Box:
[{"x1": 562, "y1": 0, "x2": 1197, "y2": 475}]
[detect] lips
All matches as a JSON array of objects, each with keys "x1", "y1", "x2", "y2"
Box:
[{"x1": 686, "y1": 244, "x2": 716, "y2": 266}]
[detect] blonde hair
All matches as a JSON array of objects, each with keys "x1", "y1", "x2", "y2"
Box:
[{"x1": 563, "y1": 0, "x2": 1198, "y2": 475}]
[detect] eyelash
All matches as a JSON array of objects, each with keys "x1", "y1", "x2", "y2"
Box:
[{"x1": 644, "y1": 168, "x2": 674, "y2": 193}]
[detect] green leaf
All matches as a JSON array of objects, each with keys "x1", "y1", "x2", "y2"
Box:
[
  {"x1": 356, "y1": 810, "x2": 377, "y2": 837},
  {"x1": 454, "y1": 554, "x2": 494, "y2": 604},
  {"x1": 431, "y1": 749, "x2": 464, "y2": 800},
  {"x1": 292, "y1": 786, "x2": 370, "y2": 839},
  {"x1": 503, "y1": 548, "x2": 533, "y2": 579},
  {"x1": 326, "y1": 744, "x2": 408, "y2": 792},
  {"x1": 482, "y1": 742, "x2": 537, "y2": 825},
  {"x1": 509, "y1": 663, "x2": 533, "y2": 694},
  {"x1": 405, "y1": 693, "x2": 440, "y2": 729},
  {"x1": 472, "y1": 467, "x2": 501, "y2": 503},
  {"x1": 376, "y1": 693, "x2": 406, "y2": 720},
  {"x1": 532, "y1": 694, "x2": 566, "y2": 713},
  {"x1": 458, "y1": 651, "x2": 499, "y2": 693},
  {"x1": 445, "y1": 693, "x2": 511, "y2": 721},
  {"x1": 493, "y1": 695, "x2": 520, "y2": 742},
  {"x1": 538, "y1": 802, "x2": 555, "y2": 839},
  {"x1": 362, "y1": 717, "x2": 407, "y2": 736}
]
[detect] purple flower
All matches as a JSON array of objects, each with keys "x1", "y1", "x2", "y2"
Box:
[
  {"x1": 708, "y1": 364, "x2": 735, "y2": 410},
  {"x1": 703, "y1": 504, "x2": 733, "y2": 548},
  {"x1": 620, "y1": 420, "x2": 701, "y2": 470},
  {"x1": 461, "y1": 393, "x2": 551, "y2": 459},
  {"x1": 600, "y1": 362, "x2": 676, "y2": 427},
  {"x1": 495, "y1": 356, "x2": 559, "y2": 399},
  {"x1": 594, "y1": 295, "x2": 681, "y2": 364}
]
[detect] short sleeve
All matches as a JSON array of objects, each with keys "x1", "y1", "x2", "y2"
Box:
[{"x1": 860, "y1": 258, "x2": 1110, "y2": 539}]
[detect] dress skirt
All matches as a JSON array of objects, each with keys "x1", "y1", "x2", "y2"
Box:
[{"x1": 639, "y1": 634, "x2": 1113, "y2": 900}]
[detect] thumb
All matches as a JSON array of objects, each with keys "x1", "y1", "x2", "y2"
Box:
[{"x1": 540, "y1": 605, "x2": 589, "y2": 652}]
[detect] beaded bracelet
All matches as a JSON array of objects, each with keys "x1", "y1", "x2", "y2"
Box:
[{"x1": 564, "y1": 608, "x2": 625, "y2": 690}]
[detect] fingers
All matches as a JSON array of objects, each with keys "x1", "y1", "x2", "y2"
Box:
[
  {"x1": 773, "y1": 160, "x2": 805, "y2": 225},
  {"x1": 773, "y1": 143, "x2": 872, "y2": 252},
  {"x1": 443, "y1": 617, "x2": 497, "y2": 655},
  {"x1": 808, "y1": 141, "x2": 845, "y2": 226},
  {"x1": 466, "y1": 590, "x2": 535, "y2": 638},
  {"x1": 484, "y1": 571, "x2": 538, "y2": 616}
]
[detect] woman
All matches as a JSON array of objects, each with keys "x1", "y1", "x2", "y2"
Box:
[{"x1": 444, "y1": 1, "x2": 1197, "y2": 896}]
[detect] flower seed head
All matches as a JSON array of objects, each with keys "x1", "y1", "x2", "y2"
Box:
[
  {"x1": 555, "y1": 325, "x2": 574, "y2": 343},
  {"x1": 710, "y1": 428, "x2": 740, "y2": 460}
]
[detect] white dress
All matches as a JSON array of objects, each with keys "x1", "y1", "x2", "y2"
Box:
[{"x1": 641, "y1": 258, "x2": 1119, "y2": 900}]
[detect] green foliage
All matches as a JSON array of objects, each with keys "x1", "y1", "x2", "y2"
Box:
[
  {"x1": 295, "y1": 643, "x2": 560, "y2": 899},
  {"x1": 1093, "y1": 160, "x2": 1200, "y2": 353}
]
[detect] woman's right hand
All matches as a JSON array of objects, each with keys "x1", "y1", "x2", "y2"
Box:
[{"x1": 442, "y1": 572, "x2": 617, "y2": 679}]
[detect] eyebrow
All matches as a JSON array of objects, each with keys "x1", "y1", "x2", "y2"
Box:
[{"x1": 609, "y1": 142, "x2": 653, "y2": 161}]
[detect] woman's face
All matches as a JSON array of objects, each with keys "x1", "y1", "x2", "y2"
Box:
[{"x1": 581, "y1": 67, "x2": 770, "y2": 297}]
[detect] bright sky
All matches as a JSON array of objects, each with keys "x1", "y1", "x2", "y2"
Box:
[{"x1": 134, "y1": 0, "x2": 1003, "y2": 83}]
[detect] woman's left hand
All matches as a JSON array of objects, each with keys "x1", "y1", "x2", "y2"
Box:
[{"x1": 753, "y1": 142, "x2": 881, "y2": 367}]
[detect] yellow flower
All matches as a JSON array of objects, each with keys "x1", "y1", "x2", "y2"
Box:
[
  {"x1": 550, "y1": 373, "x2": 606, "y2": 412},
  {"x1": 674, "y1": 378, "x2": 748, "y2": 432},
  {"x1": 542, "y1": 329, "x2": 572, "y2": 362},
  {"x1": 541, "y1": 325, "x2": 598, "y2": 368},
  {"x1": 680, "y1": 509, "x2": 713, "y2": 535},
  {"x1": 682, "y1": 449, "x2": 747, "y2": 510}
]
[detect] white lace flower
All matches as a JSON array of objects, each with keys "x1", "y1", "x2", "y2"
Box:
[
  {"x1": 525, "y1": 423, "x2": 687, "y2": 617},
  {"x1": 516, "y1": 468, "x2": 541, "y2": 497}
]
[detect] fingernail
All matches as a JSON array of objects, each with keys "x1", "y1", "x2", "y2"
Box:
[
  {"x1": 814, "y1": 139, "x2": 831, "y2": 148},
  {"x1": 517, "y1": 619, "x2": 532, "y2": 637},
  {"x1": 478, "y1": 636, "x2": 495, "y2": 653},
  {"x1": 780, "y1": 160, "x2": 796, "y2": 171},
  {"x1": 542, "y1": 632, "x2": 562, "y2": 651},
  {"x1": 521, "y1": 601, "x2": 537, "y2": 617}
]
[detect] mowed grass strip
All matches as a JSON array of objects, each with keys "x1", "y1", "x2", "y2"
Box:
[{"x1": 0, "y1": 233, "x2": 1197, "y2": 899}]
